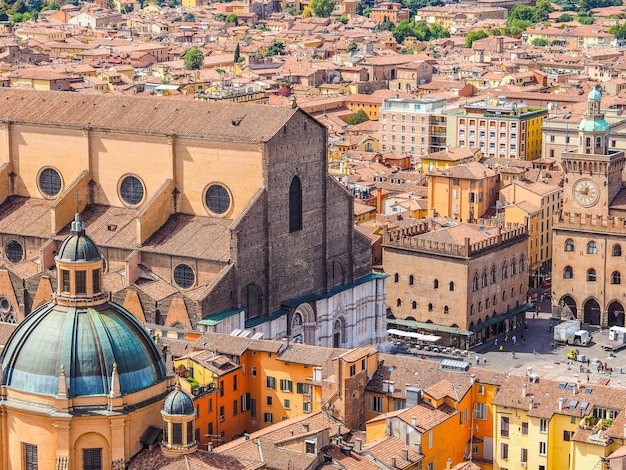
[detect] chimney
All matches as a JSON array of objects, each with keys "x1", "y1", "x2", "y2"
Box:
[
  {"x1": 558, "y1": 398, "x2": 563, "y2": 412},
  {"x1": 383, "y1": 380, "x2": 389, "y2": 393},
  {"x1": 376, "y1": 188, "x2": 383, "y2": 214},
  {"x1": 354, "y1": 438, "x2": 362, "y2": 452},
  {"x1": 389, "y1": 381, "x2": 395, "y2": 393},
  {"x1": 412, "y1": 416, "x2": 417, "y2": 427},
  {"x1": 303, "y1": 423, "x2": 309, "y2": 433},
  {"x1": 391, "y1": 457, "x2": 396, "y2": 468},
  {"x1": 522, "y1": 383, "x2": 527, "y2": 398},
  {"x1": 402, "y1": 449, "x2": 409, "y2": 461}
]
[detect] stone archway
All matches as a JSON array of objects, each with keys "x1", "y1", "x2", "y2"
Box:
[
  {"x1": 292, "y1": 302, "x2": 315, "y2": 345},
  {"x1": 559, "y1": 295, "x2": 577, "y2": 320},
  {"x1": 607, "y1": 301, "x2": 625, "y2": 328},
  {"x1": 584, "y1": 298, "x2": 601, "y2": 326}
]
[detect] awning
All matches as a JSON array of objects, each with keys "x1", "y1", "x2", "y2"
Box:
[
  {"x1": 471, "y1": 302, "x2": 533, "y2": 332},
  {"x1": 387, "y1": 319, "x2": 473, "y2": 336},
  {"x1": 387, "y1": 328, "x2": 441, "y2": 342}
]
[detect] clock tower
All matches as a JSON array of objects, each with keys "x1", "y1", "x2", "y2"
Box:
[{"x1": 562, "y1": 86, "x2": 625, "y2": 215}]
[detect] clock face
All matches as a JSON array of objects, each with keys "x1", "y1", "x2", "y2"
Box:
[{"x1": 573, "y1": 179, "x2": 600, "y2": 207}]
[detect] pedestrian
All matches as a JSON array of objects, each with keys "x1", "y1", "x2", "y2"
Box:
[
  {"x1": 483, "y1": 358, "x2": 487, "y2": 365},
  {"x1": 587, "y1": 375, "x2": 590, "y2": 382},
  {"x1": 499, "y1": 344, "x2": 504, "y2": 352},
  {"x1": 505, "y1": 334, "x2": 508, "y2": 342},
  {"x1": 476, "y1": 356, "x2": 480, "y2": 365},
  {"x1": 587, "y1": 358, "x2": 590, "y2": 366},
  {"x1": 512, "y1": 352, "x2": 516, "y2": 359},
  {"x1": 495, "y1": 338, "x2": 498, "y2": 347},
  {"x1": 512, "y1": 335, "x2": 517, "y2": 345},
  {"x1": 533, "y1": 312, "x2": 536, "y2": 319},
  {"x1": 525, "y1": 322, "x2": 528, "y2": 330}
]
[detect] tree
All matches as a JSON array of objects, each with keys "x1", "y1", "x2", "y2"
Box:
[
  {"x1": 576, "y1": 13, "x2": 595, "y2": 24},
  {"x1": 183, "y1": 48, "x2": 204, "y2": 70},
  {"x1": 465, "y1": 29, "x2": 488, "y2": 48},
  {"x1": 609, "y1": 22, "x2": 626, "y2": 39},
  {"x1": 556, "y1": 13, "x2": 573, "y2": 22},
  {"x1": 225, "y1": 13, "x2": 238, "y2": 24},
  {"x1": 310, "y1": 0, "x2": 335, "y2": 18},
  {"x1": 234, "y1": 43, "x2": 241, "y2": 63},
  {"x1": 346, "y1": 109, "x2": 369, "y2": 125},
  {"x1": 183, "y1": 12, "x2": 195, "y2": 21},
  {"x1": 302, "y1": 6, "x2": 312, "y2": 17},
  {"x1": 265, "y1": 40, "x2": 285, "y2": 57},
  {"x1": 347, "y1": 41, "x2": 358, "y2": 53},
  {"x1": 376, "y1": 15, "x2": 395, "y2": 31},
  {"x1": 335, "y1": 15, "x2": 348, "y2": 24},
  {"x1": 531, "y1": 37, "x2": 548, "y2": 46}
]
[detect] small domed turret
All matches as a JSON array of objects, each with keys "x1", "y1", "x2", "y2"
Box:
[
  {"x1": 56, "y1": 214, "x2": 100, "y2": 263},
  {"x1": 161, "y1": 382, "x2": 198, "y2": 456},
  {"x1": 163, "y1": 383, "x2": 195, "y2": 415}
]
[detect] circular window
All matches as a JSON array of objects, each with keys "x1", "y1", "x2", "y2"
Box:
[
  {"x1": 174, "y1": 264, "x2": 195, "y2": 289},
  {"x1": 205, "y1": 184, "x2": 231, "y2": 215},
  {"x1": 5, "y1": 240, "x2": 23, "y2": 263},
  {"x1": 0, "y1": 296, "x2": 10, "y2": 313},
  {"x1": 119, "y1": 175, "x2": 145, "y2": 206},
  {"x1": 38, "y1": 168, "x2": 62, "y2": 197}
]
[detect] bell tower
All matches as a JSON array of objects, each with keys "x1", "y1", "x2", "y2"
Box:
[{"x1": 561, "y1": 86, "x2": 625, "y2": 215}]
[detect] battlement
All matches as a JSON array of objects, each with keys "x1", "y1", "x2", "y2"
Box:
[
  {"x1": 555, "y1": 212, "x2": 626, "y2": 234},
  {"x1": 383, "y1": 218, "x2": 527, "y2": 258}
]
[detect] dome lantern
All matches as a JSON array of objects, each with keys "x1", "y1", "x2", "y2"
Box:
[{"x1": 54, "y1": 213, "x2": 107, "y2": 307}]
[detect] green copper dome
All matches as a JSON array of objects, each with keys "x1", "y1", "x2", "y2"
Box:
[
  {"x1": 578, "y1": 117, "x2": 609, "y2": 132},
  {"x1": 588, "y1": 86, "x2": 602, "y2": 101},
  {"x1": 1, "y1": 298, "x2": 167, "y2": 398}
]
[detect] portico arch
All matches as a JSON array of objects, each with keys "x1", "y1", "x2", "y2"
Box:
[
  {"x1": 607, "y1": 301, "x2": 625, "y2": 328},
  {"x1": 559, "y1": 295, "x2": 577, "y2": 320},
  {"x1": 583, "y1": 298, "x2": 601, "y2": 325}
]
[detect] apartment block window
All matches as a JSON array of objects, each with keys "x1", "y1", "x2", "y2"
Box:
[
  {"x1": 251, "y1": 366, "x2": 257, "y2": 377},
  {"x1": 233, "y1": 399, "x2": 238, "y2": 416},
  {"x1": 297, "y1": 383, "x2": 312, "y2": 394},
  {"x1": 220, "y1": 406, "x2": 225, "y2": 421},
  {"x1": 264, "y1": 413, "x2": 273, "y2": 423},
  {"x1": 350, "y1": 364, "x2": 356, "y2": 376},
  {"x1": 267, "y1": 395, "x2": 273, "y2": 406},
  {"x1": 478, "y1": 385, "x2": 484, "y2": 395},
  {"x1": 522, "y1": 422, "x2": 528, "y2": 435},
  {"x1": 368, "y1": 396, "x2": 383, "y2": 413},
  {"x1": 500, "y1": 416, "x2": 509, "y2": 437},
  {"x1": 474, "y1": 402, "x2": 487, "y2": 420},
  {"x1": 280, "y1": 379, "x2": 293, "y2": 392},
  {"x1": 564, "y1": 430, "x2": 571, "y2": 441},
  {"x1": 24, "y1": 443, "x2": 38, "y2": 470},
  {"x1": 266, "y1": 376, "x2": 276, "y2": 389},
  {"x1": 540, "y1": 418, "x2": 547, "y2": 433},
  {"x1": 500, "y1": 443, "x2": 508, "y2": 459},
  {"x1": 233, "y1": 375, "x2": 238, "y2": 391},
  {"x1": 521, "y1": 448, "x2": 528, "y2": 463},
  {"x1": 284, "y1": 399, "x2": 290, "y2": 409}
]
